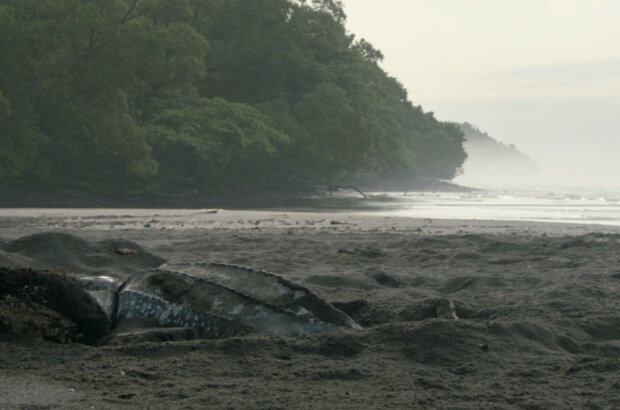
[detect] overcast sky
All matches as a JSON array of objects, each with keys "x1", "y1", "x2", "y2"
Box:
[{"x1": 340, "y1": 0, "x2": 620, "y2": 186}]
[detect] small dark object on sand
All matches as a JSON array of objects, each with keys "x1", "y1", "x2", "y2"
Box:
[{"x1": 330, "y1": 220, "x2": 346, "y2": 225}]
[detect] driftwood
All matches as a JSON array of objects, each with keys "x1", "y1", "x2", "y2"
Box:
[{"x1": 327, "y1": 185, "x2": 368, "y2": 199}]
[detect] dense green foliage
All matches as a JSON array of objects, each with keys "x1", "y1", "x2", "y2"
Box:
[{"x1": 0, "y1": 0, "x2": 466, "y2": 194}]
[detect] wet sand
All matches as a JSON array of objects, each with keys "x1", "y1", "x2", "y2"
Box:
[{"x1": 1, "y1": 209, "x2": 620, "y2": 409}]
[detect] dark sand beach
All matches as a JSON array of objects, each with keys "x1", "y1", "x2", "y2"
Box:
[{"x1": 2, "y1": 209, "x2": 620, "y2": 409}]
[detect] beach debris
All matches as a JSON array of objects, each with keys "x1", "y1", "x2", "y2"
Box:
[
  {"x1": 201, "y1": 209, "x2": 219, "y2": 214},
  {"x1": 115, "y1": 247, "x2": 139, "y2": 255},
  {"x1": 326, "y1": 184, "x2": 368, "y2": 199}
]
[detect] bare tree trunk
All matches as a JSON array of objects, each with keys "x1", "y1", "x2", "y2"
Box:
[{"x1": 327, "y1": 185, "x2": 368, "y2": 199}]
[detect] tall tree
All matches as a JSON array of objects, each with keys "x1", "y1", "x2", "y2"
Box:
[{"x1": 0, "y1": 0, "x2": 467, "y2": 195}]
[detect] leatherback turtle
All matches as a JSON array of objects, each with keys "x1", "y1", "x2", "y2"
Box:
[{"x1": 20, "y1": 261, "x2": 361, "y2": 343}]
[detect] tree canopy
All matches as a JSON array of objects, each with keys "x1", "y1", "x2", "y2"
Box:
[{"x1": 0, "y1": 0, "x2": 466, "y2": 194}]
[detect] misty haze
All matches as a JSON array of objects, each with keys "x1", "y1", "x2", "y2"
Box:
[
  {"x1": 1, "y1": 1, "x2": 620, "y2": 409},
  {"x1": 455, "y1": 122, "x2": 538, "y2": 187}
]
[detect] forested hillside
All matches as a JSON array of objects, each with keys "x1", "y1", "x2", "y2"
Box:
[
  {"x1": 0, "y1": 0, "x2": 466, "y2": 196},
  {"x1": 456, "y1": 123, "x2": 537, "y2": 186}
]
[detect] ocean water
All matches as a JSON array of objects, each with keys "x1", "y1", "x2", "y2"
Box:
[{"x1": 360, "y1": 185, "x2": 620, "y2": 226}]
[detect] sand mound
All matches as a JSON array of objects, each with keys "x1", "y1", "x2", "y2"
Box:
[
  {"x1": 0, "y1": 232, "x2": 165, "y2": 278},
  {"x1": 0, "y1": 248, "x2": 39, "y2": 269}
]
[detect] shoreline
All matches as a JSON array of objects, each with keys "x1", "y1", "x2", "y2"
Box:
[{"x1": 1, "y1": 208, "x2": 620, "y2": 239}]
